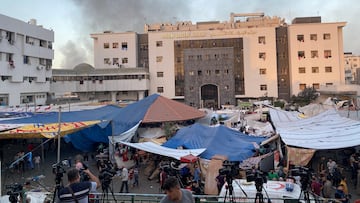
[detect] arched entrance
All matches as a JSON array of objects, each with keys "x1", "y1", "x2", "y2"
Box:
[{"x1": 201, "y1": 84, "x2": 219, "y2": 109}]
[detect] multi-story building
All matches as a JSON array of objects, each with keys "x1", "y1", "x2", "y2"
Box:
[
  {"x1": 51, "y1": 63, "x2": 149, "y2": 102},
  {"x1": 50, "y1": 32, "x2": 149, "y2": 102},
  {"x1": 0, "y1": 14, "x2": 54, "y2": 107},
  {"x1": 144, "y1": 13, "x2": 346, "y2": 108},
  {"x1": 344, "y1": 52, "x2": 360, "y2": 84},
  {"x1": 51, "y1": 13, "x2": 348, "y2": 108},
  {"x1": 287, "y1": 17, "x2": 346, "y2": 96},
  {"x1": 146, "y1": 13, "x2": 285, "y2": 108}
]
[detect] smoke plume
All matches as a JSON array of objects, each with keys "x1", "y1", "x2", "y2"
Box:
[{"x1": 60, "y1": 0, "x2": 191, "y2": 68}]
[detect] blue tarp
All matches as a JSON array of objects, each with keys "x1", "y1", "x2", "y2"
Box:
[
  {"x1": 0, "y1": 94, "x2": 160, "y2": 151},
  {"x1": 162, "y1": 123, "x2": 266, "y2": 161}
]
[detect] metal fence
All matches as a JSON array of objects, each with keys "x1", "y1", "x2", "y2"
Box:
[{"x1": 87, "y1": 193, "x2": 335, "y2": 203}]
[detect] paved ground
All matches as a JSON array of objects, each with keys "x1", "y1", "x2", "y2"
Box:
[{"x1": 0, "y1": 140, "x2": 163, "y2": 196}]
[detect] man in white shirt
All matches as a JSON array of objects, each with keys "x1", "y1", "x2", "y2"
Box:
[{"x1": 119, "y1": 166, "x2": 129, "y2": 193}]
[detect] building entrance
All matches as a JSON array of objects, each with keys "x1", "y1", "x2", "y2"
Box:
[{"x1": 201, "y1": 84, "x2": 219, "y2": 109}]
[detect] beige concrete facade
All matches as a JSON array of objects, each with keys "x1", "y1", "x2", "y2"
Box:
[
  {"x1": 91, "y1": 32, "x2": 138, "y2": 69},
  {"x1": 288, "y1": 21, "x2": 346, "y2": 96}
]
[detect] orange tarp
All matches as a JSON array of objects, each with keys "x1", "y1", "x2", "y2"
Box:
[{"x1": 0, "y1": 121, "x2": 100, "y2": 139}]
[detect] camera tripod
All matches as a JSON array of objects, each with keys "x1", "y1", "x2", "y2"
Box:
[
  {"x1": 101, "y1": 179, "x2": 117, "y2": 203},
  {"x1": 52, "y1": 169, "x2": 64, "y2": 203}
]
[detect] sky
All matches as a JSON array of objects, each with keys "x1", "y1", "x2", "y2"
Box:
[{"x1": 0, "y1": 0, "x2": 359, "y2": 69}]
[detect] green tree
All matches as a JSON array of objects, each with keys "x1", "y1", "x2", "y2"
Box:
[{"x1": 291, "y1": 87, "x2": 319, "y2": 107}]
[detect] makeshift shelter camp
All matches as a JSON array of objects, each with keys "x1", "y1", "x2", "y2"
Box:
[
  {"x1": 163, "y1": 123, "x2": 266, "y2": 161},
  {"x1": 0, "y1": 94, "x2": 205, "y2": 151}
]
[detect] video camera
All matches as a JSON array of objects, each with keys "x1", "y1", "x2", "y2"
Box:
[
  {"x1": 218, "y1": 160, "x2": 240, "y2": 179},
  {"x1": 78, "y1": 162, "x2": 91, "y2": 182},
  {"x1": 289, "y1": 166, "x2": 313, "y2": 191},
  {"x1": 246, "y1": 170, "x2": 267, "y2": 192},
  {"x1": 6, "y1": 184, "x2": 23, "y2": 203},
  {"x1": 52, "y1": 160, "x2": 70, "y2": 185},
  {"x1": 98, "y1": 160, "x2": 116, "y2": 188}
]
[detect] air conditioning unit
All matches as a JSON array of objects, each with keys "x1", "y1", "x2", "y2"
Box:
[{"x1": 36, "y1": 66, "x2": 43, "y2": 70}]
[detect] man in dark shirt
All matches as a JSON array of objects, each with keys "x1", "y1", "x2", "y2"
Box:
[
  {"x1": 56, "y1": 167, "x2": 100, "y2": 203},
  {"x1": 160, "y1": 177, "x2": 195, "y2": 203}
]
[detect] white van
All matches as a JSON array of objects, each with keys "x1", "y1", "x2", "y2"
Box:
[{"x1": 218, "y1": 179, "x2": 316, "y2": 203}]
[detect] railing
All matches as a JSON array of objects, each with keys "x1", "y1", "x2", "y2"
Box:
[{"x1": 84, "y1": 193, "x2": 334, "y2": 203}]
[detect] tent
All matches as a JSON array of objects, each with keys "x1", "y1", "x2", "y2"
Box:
[
  {"x1": 162, "y1": 123, "x2": 266, "y2": 161},
  {"x1": 0, "y1": 94, "x2": 205, "y2": 151},
  {"x1": 269, "y1": 108, "x2": 360, "y2": 149}
]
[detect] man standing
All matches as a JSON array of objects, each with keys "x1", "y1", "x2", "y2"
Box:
[
  {"x1": 56, "y1": 167, "x2": 100, "y2": 203},
  {"x1": 160, "y1": 177, "x2": 195, "y2": 203},
  {"x1": 119, "y1": 166, "x2": 129, "y2": 193}
]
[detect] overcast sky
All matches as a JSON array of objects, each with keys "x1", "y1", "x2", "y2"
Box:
[{"x1": 0, "y1": 0, "x2": 359, "y2": 69}]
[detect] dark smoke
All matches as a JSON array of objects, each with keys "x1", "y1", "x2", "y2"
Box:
[
  {"x1": 60, "y1": 0, "x2": 191, "y2": 68},
  {"x1": 60, "y1": 40, "x2": 88, "y2": 68}
]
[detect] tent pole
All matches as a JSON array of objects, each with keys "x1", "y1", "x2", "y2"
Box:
[
  {"x1": 57, "y1": 106, "x2": 62, "y2": 163},
  {"x1": 41, "y1": 139, "x2": 45, "y2": 163}
]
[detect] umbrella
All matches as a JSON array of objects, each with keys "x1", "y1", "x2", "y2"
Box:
[{"x1": 180, "y1": 154, "x2": 199, "y2": 163}]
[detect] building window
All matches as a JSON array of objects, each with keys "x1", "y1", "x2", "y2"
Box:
[
  {"x1": 206, "y1": 70, "x2": 211, "y2": 75},
  {"x1": 325, "y1": 66, "x2": 332, "y2": 73},
  {"x1": 104, "y1": 58, "x2": 111, "y2": 65},
  {"x1": 113, "y1": 58, "x2": 119, "y2": 66},
  {"x1": 259, "y1": 52, "x2": 266, "y2": 60},
  {"x1": 113, "y1": 43, "x2": 119, "y2": 48},
  {"x1": 23, "y1": 56, "x2": 31, "y2": 65},
  {"x1": 122, "y1": 57, "x2": 128, "y2": 64},
  {"x1": 189, "y1": 71, "x2": 194, "y2": 76},
  {"x1": 197, "y1": 70, "x2": 202, "y2": 76},
  {"x1": 104, "y1": 43, "x2": 109, "y2": 49},
  {"x1": 311, "y1": 50, "x2": 318, "y2": 58},
  {"x1": 156, "y1": 41, "x2": 163, "y2": 47},
  {"x1": 156, "y1": 56, "x2": 163, "y2": 62},
  {"x1": 259, "y1": 68, "x2": 266, "y2": 75},
  {"x1": 197, "y1": 55, "x2": 202, "y2": 61},
  {"x1": 157, "y1": 87, "x2": 164, "y2": 93},
  {"x1": 157, "y1": 72, "x2": 164, "y2": 77},
  {"x1": 326, "y1": 83, "x2": 333, "y2": 86},
  {"x1": 323, "y1": 33, "x2": 331, "y2": 40},
  {"x1": 121, "y1": 42, "x2": 128, "y2": 50},
  {"x1": 310, "y1": 34, "x2": 317, "y2": 41},
  {"x1": 188, "y1": 55, "x2": 194, "y2": 60},
  {"x1": 313, "y1": 83, "x2": 320, "y2": 89},
  {"x1": 225, "y1": 85, "x2": 229, "y2": 90},
  {"x1": 312, "y1": 67, "x2": 319, "y2": 73},
  {"x1": 215, "y1": 70, "x2": 220, "y2": 75},
  {"x1": 258, "y1": 36, "x2": 266, "y2": 44},
  {"x1": 80, "y1": 80, "x2": 84, "y2": 85},
  {"x1": 224, "y1": 69, "x2": 229, "y2": 74},
  {"x1": 297, "y1": 34, "x2": 304, "y2": 42},
  {"x1": 324, "y1": 50, "x2": 332, "y2": 58},
  {"x1": 299, "y1": 84, "x2": 306, "y2": 90},
  {"x1": 189, "y1": 86, "x2": 194, "y2": 91},
  {"x1": 298, "y1": 67, "x2": 306, "y2": 73},
  {"x1": 260, "y1": 84, "x2": 267, "y2": 91},
  {"x1": 176, "y1": 57, "x2": 181, "y2": 63},
  {"x1": 298, "y1": 51, "x2": 305, "y2": 59},
  {"x1": 205, "y1": 54, "x2": 211, "y2": 60}
]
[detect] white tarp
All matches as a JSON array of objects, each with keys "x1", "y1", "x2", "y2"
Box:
[
  {"x1": 269, "y1": 108, "x2": 360, "y2": 149},
  {"x1": 108, "y1": 120, "x2": 142, "y2": 144},
  {"x1": 120, "y1": 141, "x2": 206, "y2": 160}
]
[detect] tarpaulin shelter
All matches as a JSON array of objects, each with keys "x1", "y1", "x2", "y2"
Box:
[
  {"x1": 0, "y1": 94, "x2": 206, "y2": 151},
  {"x1": 269, "y1": 108, "x2": 360, "y2": 149},
  {"x1": 163, "y1": 123, "x2": 266, "y2": 161},
  {"x1": 0, "y1": 121, "x2": 100, "y2": 139}
]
